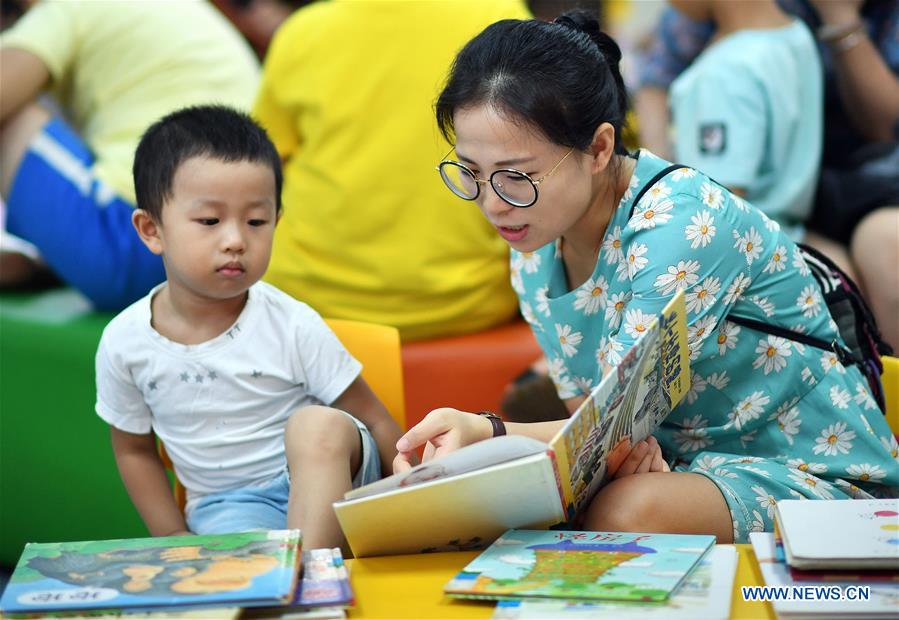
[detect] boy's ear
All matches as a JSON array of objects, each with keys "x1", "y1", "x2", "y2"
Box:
[
  {"x1": 588, "y1": 122, "x2": 616, "y2": 175},
  {"x1": 132, "y1": 209, "x2": 164, "y2": 256}
]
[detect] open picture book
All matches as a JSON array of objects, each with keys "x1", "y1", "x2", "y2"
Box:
[{"x1": 334, "y1": 291, "x2": 690, "y2": 557}]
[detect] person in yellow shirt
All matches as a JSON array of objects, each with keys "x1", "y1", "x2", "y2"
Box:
[
  {"x1": 0, "y1": 0, "x2": 259, "y2": 309},
  {"x1": 254, "y1": 0, "x2": 528, "y2": 341}
]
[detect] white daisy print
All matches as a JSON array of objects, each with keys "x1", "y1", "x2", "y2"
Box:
[
  {"x1": 573, "y1": 276, "x2": 608, "y2": 315},
  {"x1": 673, "y1": 414, "x2": 712, "y2": 453},
  {"x1": 573, "y1": 376, "x2": 594, "y2": 394},
  {"x1": 644, "y1": 181, "x2": 673, "y2": 205},
  {"x1": 595, "y1": 336, "x2": 624, "y2": 367},
  {"x1": 602, "y1": 226, "x2": 624, "y2": 265},
  {"x1": 654, "y1": 259, "x2": 701, "y2": 295},
  {"x1": 685, "y1": 371, "x2": 708, "y2": 405},
  {"x1": 518, "y1": 251, "x2": 541, "y2": 274},
  {"x1": 700, "y1": 181, "x2": 724, "y2": 209},
  {"x1": 762, "y1": 213, "x2": 781, "y2": 233},
  {"x1": 694, "y1": 455, "x2": 728, "y2": 471},
  {"x1": 686, "y1": 276, "x2": 720, "y2": 314},
  {"x1": 787, "y1": 470, "x2": 835, "y2": 499},
  {"x1": 750, "y1": 295, "x2": 776, "y2": 317},
  {"x1": 623, "y1": 242, "x2": 649, "y2": 281},
  {"x1": 740, "y1": 429, "x2": 759, "y2": 447},
  {"x1": 732, "y1": 227, "x2": 764, "y2": 264},
  {"x1": 727, "y1": 390, "x2": 770, "y2": 430},
  {"x1": 535, "y1": 286, "x2": 551, "y2": 317},
  {"x1": 622, "y1": 174, "x2": 640, "y2": 202},
  {"x1": 604, "y1": 292, "x2": 630, "y2": 330},
  {"x1": 845, "y1": 463, "x2": 887, "y2": 482},
  {"x1": 731, "y1": 193, "x2": 749, "y2": 212},
  {"x1": 812, "y1": 421, "x2": 856, "y2": 457},
  {"x1": 854, "y1": 383, "x2": 877, "y2": 410},
  {"x1": 787, "y1": 458, "x2": 828, "y2": 474},
  {"x1": 829, "y1": 385, "x2": 851, "y2": 409},
  {"x1": 749, "y1": 509, "x2": 766, "y2": 533},
  {"x1": 729, "y1": 456, "x2": 766, "y2": 464},
  {"x1": 687, "y1": 315, "x2": 718, "y2": 361},
  {"x1": 723, "y1": 273, "x2": 752, "y2": 304},
  {"x1": 510, "y1": 265, "x2": 525, "y2": 295},
  {"x1": 792, "y1": 248, "x2": 811, "y2": 276},
  {"x1": 752, "y1": 335, "x2": 792, "y2": 374},
  {"x1": 713, "y1": 467, "x2": 739, "y2": 479},
  {"x1": 672, "y1": 167, "x2": 696, "y2": 181},
  {"x1": 752, "y1": 485, "x2": 778, "y2": 519},
  {"x1": 547, "y1": 357, "x2": 578, "y2": 399},
  {"x1": 716, "y1": 321, "x2": 741, "y2": 356},
  {"x1": 555, "y1": 323, "x2": 584, "y2": 358},
  {"x1": 623, "y1": 307, "x2": 654, "y2": 340},
  {"x1": 629, "y1": 198, "x2": 674, "y2": 231},
  {"x1": 763, "y1": 245, "x2": 788, "y2": 274},
  {"x1": 706, "y1": 371, "x2": 730, "y2": 390},
  {"x1": 801, "y1": 366, "x2": 817, "y2": 385},
  {"x1": 737, "y1": 466, "x2": 772, "y2": 479},
  {"x1": 879, "y1": 435, "x2": 899, "y2": 461},
  {"x1": 769, "y1": 399, "x2": 801, "y2": 446},
  {"x1": 685, "y1": 210, "x2": 716, "y2": 249},
  {"x1": 820, "y1": 351, "x2": 846, "y2": 375},
  {"x1": 519, "y1": 302, "x2": 540, "y2": 329},
  {"x1": 834, "y1": 479, "x2": 874, "y2": 500},
  {"x1": 796, "y1": 284, "x2": 822, "y2": 318}
]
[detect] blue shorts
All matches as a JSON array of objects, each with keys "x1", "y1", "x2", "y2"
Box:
[
  {"x1": 6, "y1": 117, "x2": 164, "y2": 310},
  {"x1": 185, "y1": 415, "x2": 381, "y2": 535}
]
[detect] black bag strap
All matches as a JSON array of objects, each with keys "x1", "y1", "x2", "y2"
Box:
[{"x1": 626, "y1": 164, "x2": 864, "y2": 365}]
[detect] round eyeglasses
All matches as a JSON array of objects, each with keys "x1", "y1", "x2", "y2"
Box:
[{"x1": 436, "y1": 147, "x2": 574, "y2": 208}]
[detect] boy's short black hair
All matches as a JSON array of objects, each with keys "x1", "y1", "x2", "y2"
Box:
[{"x1": 133, "y1": 105, "x2": 282, "y2": 221}]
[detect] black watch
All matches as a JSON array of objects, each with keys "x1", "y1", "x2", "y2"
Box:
[{"x1": 477, "y1": 411, "x2": 506, "y2": 437}]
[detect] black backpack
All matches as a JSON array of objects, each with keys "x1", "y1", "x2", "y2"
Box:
[{"x1": 632, "y1": 164, "x2": 894, "y2": 412}]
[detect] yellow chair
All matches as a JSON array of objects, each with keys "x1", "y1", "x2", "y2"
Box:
[
  {"x1": 159, "y1": 318, "x2": 405, "y2": 511},
  {"x1": 883, "y1": 355, "x2": 899, "y2": 435}
]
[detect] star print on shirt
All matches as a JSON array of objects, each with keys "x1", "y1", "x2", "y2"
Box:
[
  {"x1": 251, "y1": 370, "x2": 262, "y2": 378},
  {"x1": 195, "y1": 374, "x2": 204, "y2": 384},
  {"x1": 227, "y1": 323, "x2": 242, "y2": 339},
  {"x1": 148, "y1": 381, "x2": 158, "y2": 391},
  {"x1": 208, "y1": 371, "x2": 217, "y2": 381},
  {"x1": 180, "y1": 372, "x2": 190, "y2": 382}
]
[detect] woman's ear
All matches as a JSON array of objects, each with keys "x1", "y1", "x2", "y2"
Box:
[
  {"x1": 132, "y1": 209, "x2": 164, "y2": 256},
  {"x1": 588, "y1": 122, "x2": 616, "y2": 175}
]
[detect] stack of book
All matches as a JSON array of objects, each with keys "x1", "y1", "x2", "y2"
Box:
[
  {"x1": 0, "y1": 530, "x2": 353, "y2": 619},
  {"x1": 443, "y1": 528, "x2": 738, "y2": 620},
  {"x1": 750, "y1": 498, "x2": 899, "y2": 619}
]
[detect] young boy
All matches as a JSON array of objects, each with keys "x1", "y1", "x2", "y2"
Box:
[
  {"x1": 667, "y1": 0, "x2": 822, "y2": 242},
  {"x1": 95, "y1": 105, "x2": 402, "y2": 550}
]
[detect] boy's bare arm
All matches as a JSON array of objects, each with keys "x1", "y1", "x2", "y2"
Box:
[
  {"x1": 0, "y1": 48, "x2": 49, "y2": 122},
  {"x1": 331, "y1": 377, "x2": 403, "y2": 476},
  {"x1": 109, "y1": 427, "x2": 191, "y2": 537}
]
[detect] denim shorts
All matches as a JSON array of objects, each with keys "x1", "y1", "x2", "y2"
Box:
[{"x1": 186, "y1": 415, "x2": 381, "y2": 534}]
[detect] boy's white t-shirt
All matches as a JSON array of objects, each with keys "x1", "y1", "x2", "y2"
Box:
[{"x1": 95, "y1": 281, "x2": 362, "y2": 501}]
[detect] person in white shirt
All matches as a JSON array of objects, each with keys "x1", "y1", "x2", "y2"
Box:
[{"x1": 94, "y1": 105, "x2": 402, "y2": 550}]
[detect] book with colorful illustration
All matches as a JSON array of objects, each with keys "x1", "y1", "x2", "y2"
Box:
[
  {"x1": 0, "y1": 530, "x2": 301, "y2": 616},
  {"x1": 334, "y1": 292, "x2": 689, "y2": 557},
  {"x1": 444, "y1": 529, "x2": 714, "y2": 603},
  {"x1": 750, "y1": 532, "x2": 899, "y2": 618},
  {"x1": 774, "y1": 499, "x2": 899, "y2": 570},
  {"x1": 490, "y1": 544, "x2": 737, "y2": 619}
]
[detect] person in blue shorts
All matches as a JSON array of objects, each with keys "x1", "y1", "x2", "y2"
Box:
[
  {"x1": 0, "y1": 1, "x2": 259, "y2": 309},
  {"x1": 393, "y1": 12, "x2": 899, "y2": 543}
]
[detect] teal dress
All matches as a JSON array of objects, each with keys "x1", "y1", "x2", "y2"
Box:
[{"x1": 513, "y1": 150, "x2": 899, "y2": 543}]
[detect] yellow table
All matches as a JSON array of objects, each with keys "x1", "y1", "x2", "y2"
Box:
[{"x1": 346, "y1": 544, "x2": 774, "y2": 619}]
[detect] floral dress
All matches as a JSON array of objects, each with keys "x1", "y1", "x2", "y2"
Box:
[{"x1": 512, "y1": 150, "x2": 899, "y2": 543}]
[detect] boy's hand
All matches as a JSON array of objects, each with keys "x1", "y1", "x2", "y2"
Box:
[{"x1": 608, "y1": 435, "x2": 670, "y2": 479}]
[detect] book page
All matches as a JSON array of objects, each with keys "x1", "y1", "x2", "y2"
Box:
[
  {"x1": 548, "y1": 291, "x2": 688, "y2": 520},
  {"x1": 343, "y1": 435, "x2": 549, "y2": 500}
]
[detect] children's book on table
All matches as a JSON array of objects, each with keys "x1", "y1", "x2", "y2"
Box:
[
  {"x1": 0, "y1": 530, "x2": 301, "y2": 616},
  {"x1": 490, "y1": 544, "x2": 737, "y2": 619},
  {"x1": 334, "y1": 291, "x2": 690, "y2": 557},
  {"x1": 444, "y1": 529, "x2": 715, "y2": 603},
  {"x1": 774, "y1": 498, "x2": 899, "y2": 570},
  {"x1": 750, "y1": 531, "x2": 899, "y2": 619}
]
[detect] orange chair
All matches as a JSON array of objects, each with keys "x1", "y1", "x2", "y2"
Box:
[
  {"x1": 401, "y1": 319, "x2": 542, "y2": 427},
  {"x1": 160, "y1": 318, "x2": 405, "y2": 511}
]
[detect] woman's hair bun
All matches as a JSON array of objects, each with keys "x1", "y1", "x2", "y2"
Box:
[{"x1": 553, "y1": 10, "x2": 622, "y2": 66}]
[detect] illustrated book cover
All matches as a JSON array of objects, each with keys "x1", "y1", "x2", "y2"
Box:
[
  {"x1": 444, "y1": 529, "x2": 715, "y2": 603},
  {"x1": 0, "y1": 530, "x2": 301, "y2": 615}
]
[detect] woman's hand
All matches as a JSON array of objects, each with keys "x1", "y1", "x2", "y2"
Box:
[
  {"x1": 392, "y1": 408, "x2": 493, "y2": 473},
  {"x1": 608, "y1": 435, "x2": 670, "y2": 479}
]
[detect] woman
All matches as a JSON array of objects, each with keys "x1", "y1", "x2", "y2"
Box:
[{"x1": 393, "y1": 11, "x2": 899, "y2": 543}]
